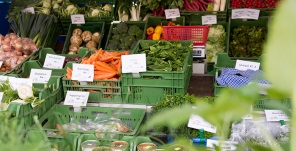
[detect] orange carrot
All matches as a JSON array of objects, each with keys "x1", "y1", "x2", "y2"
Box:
[
  {"x1": 99, "y1": 56, "x2": 113, "y2": 62},
  {"x1": 117, "y1": 59, "x2": 122, "y2": 73},
  {"x1": 95, "y1": 61, "x2": 118, "y2": 73},
  {"x1": 94, "y1": 72, "x2": 117, "y2": 80},
  {"x1": 56, "y1": 124, "x2": 66, "y2": 136}
]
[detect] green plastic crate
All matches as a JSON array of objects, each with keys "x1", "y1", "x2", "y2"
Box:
[
  {"x1": 62, "y1": 63, "x2": 122, "y2": 103},
  {"x1": 76, "y1": 134, "x2": 133, "y2": 151},
  {"x1": 121, "y1": 40, "x2": 193, "y2": 105},
  {"x1": 213, "y1": 53, "x2": 264, "y2": 96},
  {"x1": 62, "y1": 22, "x2": 105, "y2": 54},
  {"x1": 26, "y1": 130, "x2": 80, "y2": 151},
  {"x1": 227, "y1": 0, "x2": 276, "y2": 17},
  {"x1": 32, "y1": 104, "x2": 146, "y2": 142},
  {"x1": 60, "y1": 0, "x2": 116, "y2": 34},
  {"x1": 253, "y1": 98, "x2": 291, "y2": 111},
  {"x1": 27, "y1": 48, "x2": 90, "y2": 76},
  {"x1": 105, "y1": 21, "x2": 146, "y2": 50},
  {"x1": 226, "y1": 17, "x2": 269, "y2": 59}
]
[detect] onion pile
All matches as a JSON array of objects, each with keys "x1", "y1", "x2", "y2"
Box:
[
  {"x1": 68, "y1": 28, "x2": 101, "y2": 54},
  {"x1": 0, "y1": 33, "x2": 37, "y2": 72}
]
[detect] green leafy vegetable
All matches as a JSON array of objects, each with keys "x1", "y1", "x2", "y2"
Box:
[
  {"x1": 229, "y1": 26, "x2": 267, "y2": 58},
  {"x1": 206, "y1": 25, "x2": 226, "y2": 62},
  {"x1": 138, "y1": 40, "x2": 192, "y2": 71}
]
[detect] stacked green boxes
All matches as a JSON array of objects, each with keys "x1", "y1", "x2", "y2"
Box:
[
  {"x1": 62, "y1": 22, "x2": 105, "y2": 54},
  {"x1": 26, "y1": 48, "x2": 90, "y2": 76},
  {"x1": 226, "y1": 17, "x2": 269, "y2": 59},
  {"x1": 76, "y1": 135, "x2": 133, "y2": 151},
  {"x1": 32, "y1": 104, "x2": 146, "y2": 143},
  {"x1": 62, "y1": 62, "x2": 122, "y2": 103},
  {"x1": 121, "y1": 40, "x2": 193, "y2": 105},
  {"x1": 59, "y1": 0, "x2": 116, "y2": 33}
]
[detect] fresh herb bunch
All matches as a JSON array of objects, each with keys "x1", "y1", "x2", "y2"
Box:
[
  {"x1": 139, "y1": 40, "x2": 192, "y2": 71},
  {"x1": 229, "y1": 26, "x2": 267, "y2": 58},
  {"x1": 150, "y1": 94, "x2": 215, "y2": 139}
]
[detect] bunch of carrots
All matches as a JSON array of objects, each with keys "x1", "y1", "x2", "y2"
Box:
[{"x1": 66, "y1": 48, "x2": 130, "y2": 80}]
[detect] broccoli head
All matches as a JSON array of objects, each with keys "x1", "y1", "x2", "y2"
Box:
[
  {"x1": 112, "y1": 34, "x2": 121, "y2": 40},
  {"x1": 123, "y1": 36, "x2": 135, "y2": 47},
  {"x1": 116, "y1": 22, "x2": 128, "y2": 34},
  {"x1": 106, "y1": 39, "x2": 120, "y2": 50},
  {"x1": 135, "y1": 29, "x2": 143, "y2": 38},
  {"x1": 128, "y1": 25, "x2": 141, "y2": 36},
  {"x1": 112, "y1": 28, "x2": 119, "y2": 35},
  {"x1": 118, "y1": 43, "x2": 128, "y2": 50}
]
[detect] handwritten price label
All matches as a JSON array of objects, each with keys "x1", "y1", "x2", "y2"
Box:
[
  {"x1": 232, "y1": 9, "x2": 260, "y2": 20},
  {"x1": 71, "y1": 14, "x2": 85, "y2": 24},
  {"x1": 9, "y1": 77, "x2": 33, "y2": 90},
  {"x1": 64, "y1": 91, "x2": 89, "y2": 107},
  {"x1": 165, "y1": 8, "x2": 180, "y2": 19},
  {"x1": 121, "y1": 54, "x2": 146, "y2": 73},
  {"x1": 29, "y1": 69, "x2": 52, "y2": 84},
  {"x1": 235, "y1": 60, "x2": 260, "y2": 71},
  {"x1": 44, "y1": 54, "x2": 65, "y2": 69},
  {"x1": 188, "y1": 114, "x2": 217, "y2": 133},
  {"x1": 265, "y1": 110, "x2": 290, "y2": 121},
  {"x1": 202, "y1": 15, "x2": 217, "y2": 25},
  {"x1": 72, "y1": 64, "x2": 94, "y2": 82}
]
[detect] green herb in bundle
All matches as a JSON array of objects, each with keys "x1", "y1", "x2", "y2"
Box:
[{"x1": 229, "y1": 26, "x2": 267, "y2": 58}]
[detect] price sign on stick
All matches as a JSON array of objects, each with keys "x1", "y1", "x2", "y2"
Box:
[
  {"x1": 29, "y1": 69, "x2": 52, "y2": 84},
  {"x1": 232, "y1": 9, "x2": 260, "y2": 20},
  {"x1": 121, "y1": 54, "x2": 146, "y2": 74},
  {"x1": 64, "y1": 91, "x2": 89, "y2": 107},
  {"x1": 202, "y1": 15, "x2": 217, "y2": 25},
  {"x1": 44, "y1": 54, "x2": 65, "y2": 69},
  {"x1": 72, "y1": 64, "x2": 94, "y2": 82},
  {"x1": 207, "y1": 140, "x2": 238, "y2": 151},
  {"x1": 165, "y1": 8, "x2": 180, "y2": 19},
  {"x1": 265, "y1": 110, "x2": 290, "y2": 121},
  {"x1": 188, "y1": 114, "x2": 217, "y2": 133},
  {"x1": 9, "y1": 78, "x2": 33, "y2": 90},
  {"x1": 71, "y1": 14, "x2": 85, "y2": 24},
  {"x1": 235, "y1": 60, "x2": 260, "y2": 71}
]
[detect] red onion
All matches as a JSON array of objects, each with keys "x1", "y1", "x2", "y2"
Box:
[
  {"x1": 30, "y1": 43, "x2": 37, "y2": 52},
  {"x1": 9, "y1": 33, "x2": 17, "y2": 40},
  {"x1": 3, "y1": 37, "x2": 10, "y2": 44},
  {"x1": 22, "y1": 43, "x2": 30, "y2": 51},
  {"x1": 2, "y1": 43, "x2": 12, "y2": 51},
  {"x1": 15, "y1": 51, "x2": 22, "y2": 56},
  {"x1": 15, "y1": 42, "x2": 23, "y2": 52}
]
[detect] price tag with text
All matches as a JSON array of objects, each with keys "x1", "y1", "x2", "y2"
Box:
[
  {"x1": 43, "y1": 54, "x2": 66, "y2": 69},
  {"x1": 165, "y1": 8, "x2": 180, "y2": 19},
  {"x1": 232, "y1": 9, "x2": 260, "y2": 20},
  {"x1": 235, "y1": 60, "x2": 260, "y2": 71},
  {"x1": 0, "y1": 92, "x2": 3, "y2": 103},
  {"x1": 121, "y1": 54, "x2": 146, "y2": 73},
  {"x1": 207, "y1": 139, "x2": 238, "y2": 151},
  {"x1": 72, "y1": 64, "x2": 94, "y2": 82},
  {"x1": 29, "y1": 69, "x2": 52, "y2": 83},
  {"x1": 22, "y1": 7, "x2": 35, "y2": 14},
  {"x1": 71, "y1": 14, "x2": 85, "y2": 24},
  {"x1": 64, "y1": 91, "x2": 89, "y2": 107},
  {"x1": 202, "y1": 15, "x2": 217, "y2": 25},
  {"x1": 265, "y1": 110, "x2": 289, "y2": 121},
  {"x1": 188, "y1": 114, "x2": 217, "y2": 133},
  {"x1": 9, "y1": 77, "x2": 33, "y2": 90}
]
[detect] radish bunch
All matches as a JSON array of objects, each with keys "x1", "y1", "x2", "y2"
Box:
[{"x1": 183, "y1": 0, "x2": 226, "y2": 11}]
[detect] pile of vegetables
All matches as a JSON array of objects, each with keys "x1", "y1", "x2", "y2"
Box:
[
  {"x1": 0, "y1": 33, "x2": 37, "y2": 72},
  {"x1": 59, "y1": 0, "x2": 113, "y2": 18},
  {"x1": 205, "y1": 25, "x2": 226, "y2": 62},
  {"x1": 69, "y1": 28, "x2": 101, "y2": 53},
  {"x1": 183, "y1": 0, "x2": 226, "y2": 11},
  {"x1": 66, "y1": 49, "x2": 130, "y2": 80},
  {"x1": 146, "y1": 22, "x2": 180, "y2": 40},
  {"x1": 229, "y1": 26, "x2": 267, "y2": 58},
  {"x1": 150, "y1": 94, "x2": 215, "y2": 139},
  {"x1": 230, "y1": 0, "x2": 280, "y2": 8},
  {"x1": 0, "y1": 81, "x2": 44, "y2": 111},
  {"x1": 138, "y1": 40, "x2": 192, "y2": 71},
  {"x1": 106, "y1": 22, "x2": 144, "y2": 50}
]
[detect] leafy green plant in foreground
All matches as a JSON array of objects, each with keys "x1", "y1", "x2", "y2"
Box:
[{"x1": 144, "y1": 0, "x2": 296, "y2": 150}]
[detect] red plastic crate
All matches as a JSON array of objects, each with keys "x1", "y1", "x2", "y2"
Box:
[{"x1": 163, "y1": 26, "x2": 210, "y2": 46}]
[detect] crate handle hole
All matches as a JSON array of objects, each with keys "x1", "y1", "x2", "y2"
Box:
[
  {"x1": 112, "y1": 110, "x2": 131, "y2": 115},
  {"x1": 92, "y1": 112, "x2": 107, "y2": 116}
]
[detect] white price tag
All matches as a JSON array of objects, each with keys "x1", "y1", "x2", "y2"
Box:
[
  {"x1": 64, "y1": 91, "x2": 89, "y2": 107},
  {"x1": 71, "y1": 14, "x2": 85, "y2": 24},
  {"x1": 121, "y1": 54, "x2": 146, "y2": 73},
  {"x1": 22, "y1": 7, "x2": 35, "y2": 14},
  {"x1": 164, "y1": 8, "x2": 180, "y2": 19},
  {"x1": 207, "y1": 139, "x2": 238, "y2": 151},
  {"x1": 235, "y1": 60, "x2": 260, "y2": 71},
  {"x1": 29, "y1": 69, "x2": 52, "y2": 84},
  {"x1": 188, "y1": 114, "x2": 217, "y2": 133},
  {"x1": 245, "y1": 9, "x2": 260, "y2": 20},
  {"x1": 265, "y1": 110, "x2": 289, "y2": 121},
  {"x1": 232, "y1": 9, "x2": 260, "y2": 20},
  {"x1": 0, "y1": 92, "x2": 3, "y2": 103},
  {"x1": 9, "y1": 77, "x2": 33, "y2": 90},
  {"x1": 43, "y1": 54, "x2": 66, "y2": 69},
  {"x1": 202, "y1": 15, "x2": 217, "y2": 25},
  {"x1": 71, "y1": 64, "x2": 94, "y2": 82}
]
